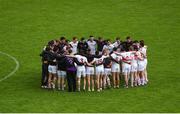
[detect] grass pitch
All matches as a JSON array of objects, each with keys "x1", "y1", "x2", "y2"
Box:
[{"x1": 0, "y1": 0, "x2": 179, "y2": 112}]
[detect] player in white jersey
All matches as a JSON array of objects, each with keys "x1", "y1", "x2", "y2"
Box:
[
  {"x1": 120, "y1": 50, "x2": 133, "y2": 88},
  {"x1": 69, "y1": 37, "x2": 78, "y2": 54},
  {"x1": 87, "y1": 36, "x2": 97, "y2": 55},
  {"x1": 130, "y1": 47, "x2": 138, "y2": 87},
  {"x1": 110, "y1": 47, "x2": 122, "y2": 88},
  {"x1": 140, "y1": 40, "x2": 148, "y2": 84},
  {"x1": 136, "y1": 48, "x2": 145, "y2": 86},
  {"x1": 102, "y1": 39, "x2": 114, "y2": 53},
  {"x1": 74, "y1": 53, "x2": 91, "y2": 91},
  {"x1": 113, "y1": 37, "x2": 121, "y2": 48},
  {"x1": 91, "y1": 51, "x2": 109, "y2": 92}
]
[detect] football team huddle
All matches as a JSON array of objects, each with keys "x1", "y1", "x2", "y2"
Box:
[{"x1": 40, "y1": 36, "x2": 148, "y2": 92}]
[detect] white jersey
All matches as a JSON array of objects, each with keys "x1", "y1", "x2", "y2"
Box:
[
  {"x1": 110, "y1": 53, "x2": 122, "y2": 64},
  {"x1": 120, "y1": 52, "x2": 133, "y2": 74},
  {"x1": 93, "y1": 55, "x2": 107, "y2": 65},
  {"x1": 75, "y1": 55, "x2": 87, "y2": 77},
  {"x1": 87, "y1": 40, "x2": 96, "y2": 54},
  {"x1": 113, "y1": 41, "x2": 120, "y2": 48},
  {"x1": 94, "y1": 55, "x2": 107, "y2": 74},
  {"x1": 140, "y1": 46, "x2": 147, "y2": 58},
  {"x1": 121, "y1": 52, "x2": 133, "y2": 66},
  {"x1": 75, "y1": 55, "x2": 88, "y2": 65},
  {"x1": 130, "y1": 51, "x2": 138, "y2": 66},
  {"x1": 103, "y1": 44, "x2": 114, "y2": 52},
  {"x1": 136, "y1": 51, "x2": 144, "y2": 62},
  {"x1": 136, "y1": 51, "x2": 145, "y2": 71},
  {"x1": 110, "y1": 53, "x2": 121, "y2": 73},
  {"x1": 69, "y1": 41, "x2": 78, "y2": 54}
]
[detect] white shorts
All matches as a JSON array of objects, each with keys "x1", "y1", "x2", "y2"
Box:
[
  {"x1": 95, "y1": 65, "x2": 104, "y2": 75},
  {"x1": 48, "y1": 65, "x2": 57, "y2": 74},
  {"x1": 122, "y1": 63, "x2": 131, "y2": 75},
  {"x1": 57, "y1": 70, "x2": 66, "y2": 77},
  {"x1": 111, "y1": 63, "x2": 120, "y2": 73},
  {"x1": 104, "y1": 68, "x2": 111, "y2": 76},
  {"x1": 131, "y1": 64, "x2": 138, "y2": 72},
  {"x1": 138, "y1": 61, "x2": 145, "y2": 71},
  {"x1": 76, "y1": 66, "x2": 86, "y2": 78},
  {"x1": 86, "y1": 66, "x2": 94, "y2": 75}
]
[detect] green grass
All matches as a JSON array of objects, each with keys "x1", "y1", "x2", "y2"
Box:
[{"x1": 0, "y1": 0, "x2": 180, "y2": 112}]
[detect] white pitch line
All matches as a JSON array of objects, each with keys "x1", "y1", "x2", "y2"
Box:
[{"x1": 0, "y1": 51, "x2": 19, "y2": 82}]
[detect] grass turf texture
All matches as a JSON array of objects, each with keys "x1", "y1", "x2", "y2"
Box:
[{"x1": 0, "y1": 0, "x2": 180, "y2": 112}]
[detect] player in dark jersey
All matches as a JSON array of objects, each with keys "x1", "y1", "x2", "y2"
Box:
[
  {"x1": 77, "y1": 37, "x2": 88, "y2": 53},
  {"x1": 94, "y1": 37, "x2": 105, "y2": 55},
  {"x1": 64, "y1": 49, "x2": 77, "y2": 92},
  {"x1": 47, "y1": 46, "x2": 59, "y2": 89},
  {"x1": 40, "y1": 46, "x2": 50, "y2": 88},
  {"x1": 56, "y1": 52, "x2": 67, "y2": 91},
  {"x1": 103, "y1": 49, "x2": 112, "y2": 89}
]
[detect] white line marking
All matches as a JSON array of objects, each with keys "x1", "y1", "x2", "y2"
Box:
[{"x1": 0, "y1": 51, "x2": 19, "y2": 82}]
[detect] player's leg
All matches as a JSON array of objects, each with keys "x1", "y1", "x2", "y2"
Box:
[
  {"x1": 83, "y1": 77, "x2": 86, "y2": 91},
  {"x1": 76, "y1": 68, "x2": 81, "y2": 91},
  {"x1": 96, "y1": 74, "x2": 100, "y2": 92},
  {"x1": 82, "y1": 67, "x2": 86, "y2": 91},
  {"x1": 116, "y1": 72, "x2": 120, "y2": 88},
  {"x1": 66, "y1": 72, "x2": 72, "y2": 92},
  {"x1": 91, "y1": 74, "x2": 95, "y2": 91},
  {"x1": 52, "y1": 66, "x2": 57, "y2": 89},
  {"x1": 103, "y1": 73, "x2": 107, "y2": 89},
  {"x1": 124, "y1": 70, "x2": 129, "y2": 88},
  {"x1": 87, "y1": 75, "x2": 91, "y2": 91},
  {"x1": 107, "y1": 75, "x2": 111, "y2": 88},
  {"x1": 134, "y1": 71, "x2": 138, "y2": 86},
  {"x1": 47, "y1": 65, "x2": 53, "y2": 88},
  {"x1": 61, "y1": 71, "x2": 66, "y2": 91},
  {"x1": 130, "y1": 71, "x2": 134, "y2": 87},
  {"x1": 57, "y1": 70, "x2": 61, "y2": 90},
  {"x1": 144, "y1": 59, "x2": 148, "y2": 84},
  {"x1": 112, "y1": 72, "x2": 116, "y2": 88},
  {"x1": 99, "y1": 73, "x2": 103, "y2": 91}
]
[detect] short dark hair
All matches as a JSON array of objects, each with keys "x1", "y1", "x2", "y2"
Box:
[
  {"x1": 72, "y1": 37, "x2": 77, "y2": 40},
  {"x1": 133, "y1": 40, "x2": 139, "y2": 43},
  {"x1": 48, "y1": 40, "x2": 54, "y2": 46},
  {"x1": 53, "y1": 46, "x2": 59, "y2": 52},
  {"x1": 116, "y1": 37, "x2": 120, "y2": 40},
  {"x1": 45, "y1": 45, "x2": 51, "y2": 51},
  {"x1": 95, "y1": 51, "x2": 99, "y2": 55},
  {"x1": 60, "y1": 36, "x2": 66, "y2": 41},
  {"x1": 68, "y1": 49, "x2": 72, "y2": 54},
  {"x1": 140, "y1": 40, "x2": 144, "y2": 47},
  {"x1": 126, "y1": 36, "x2": 131, "y2": 40},
  {"x1": 113, "y1": 47, "x2": 117, "y2": 51},
  {"x1": 81, "y1": 37, "x2": 85, "y2": 41},
  {"x1": 98, "y1": 37, "x2": 102, "y2": 40}
]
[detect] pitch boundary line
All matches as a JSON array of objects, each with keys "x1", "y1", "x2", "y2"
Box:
[{"x1": 0, "y1": 51, "x2": 20, "y2": 82}]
